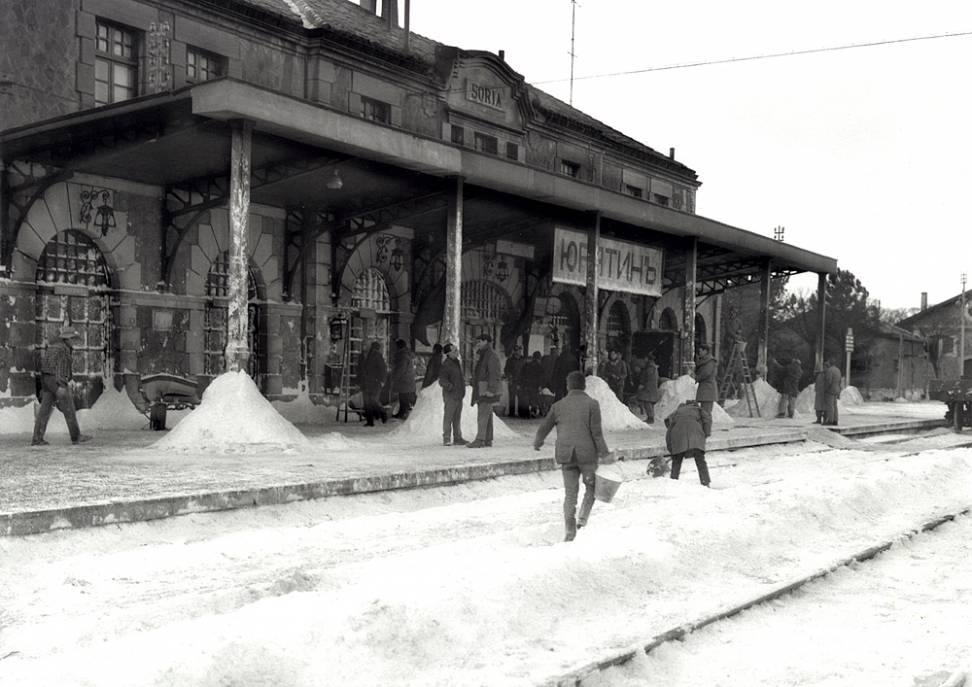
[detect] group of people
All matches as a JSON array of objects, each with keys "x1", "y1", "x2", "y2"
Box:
[
  {"x1": 769, "y1": 355, "x2": 843, "y2": 425},
  {"x1": 356, "y1": 338, "x2": 419, "y2": 426}
]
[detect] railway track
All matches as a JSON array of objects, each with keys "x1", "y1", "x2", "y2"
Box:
[{"x1": 543, "y1": 506, "x2": 972, "y2": 687}]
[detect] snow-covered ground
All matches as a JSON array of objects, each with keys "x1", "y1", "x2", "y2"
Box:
[{"x1": 1, "y1": 438, "x2": 970, "y2": 686}]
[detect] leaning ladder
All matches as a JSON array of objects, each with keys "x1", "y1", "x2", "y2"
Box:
[{"x1": 719, "y1": 341, "x2": 761, "y2": 418}]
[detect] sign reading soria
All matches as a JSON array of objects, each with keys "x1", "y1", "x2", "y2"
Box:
[{"x1": 552, "y1": 227, "x2": 663, "y2": 297}]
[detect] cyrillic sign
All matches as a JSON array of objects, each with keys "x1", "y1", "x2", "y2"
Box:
[{"x1": 552, "y1": 227, "x2": 663, "y2": 297}]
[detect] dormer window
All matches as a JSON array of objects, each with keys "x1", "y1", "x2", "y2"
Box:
[{"x1": 560, "y1": 160, "x2": 580, "y2": 178}]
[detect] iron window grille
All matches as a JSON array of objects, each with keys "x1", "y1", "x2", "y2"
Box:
[
  {"x1": 474, "y1": 132, "x2": 499, "y2": 155},
  {"x1": 506, "y1": 142, "x2": 519, "y2": 161}
]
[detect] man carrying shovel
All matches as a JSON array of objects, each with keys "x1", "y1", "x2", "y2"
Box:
[
  {"x1": 534, "y1": 371, "x2": 613, "y2": 542},
  {"x1": 665, "y1": 400, "x2": 712, "y2": 487}
]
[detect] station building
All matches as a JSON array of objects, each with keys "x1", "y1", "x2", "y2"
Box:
[{"x1": 0, "y1": 0, "x2": 836, "y2": 412}]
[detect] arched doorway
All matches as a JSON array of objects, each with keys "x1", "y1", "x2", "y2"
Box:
[
  {"x1": 659, "y1": 307, "x2": 678, "y2": 332},
  {"x1": 349, "y1": 268, "x2": 392, "y2": 383},
  {"x1": 204, "y1": 251, "x2": 263, "y2": 383},
  {"x1": 34, "y1": 230, "x2": 111, "y2": 408},
  {"x1": 461, "y1": 279, "x2": 512, "y2": 376},
  {"x1": 606, "y1": 300, "x2": 631, "y2": 356}
]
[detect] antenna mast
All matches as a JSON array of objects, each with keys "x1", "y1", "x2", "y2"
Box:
[{"x1": 569, "y1": 0, "x2": 577, "y2": 105}]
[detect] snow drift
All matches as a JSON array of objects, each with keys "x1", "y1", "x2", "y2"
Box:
[
  {"x1": 654, "y1": 375, "x2": 734, "y2": 425},
  {"x1": 389, "y1": 384, "x2": 518, "y2": 442}
]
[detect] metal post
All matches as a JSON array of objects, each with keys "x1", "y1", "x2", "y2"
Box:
[
  {"x1": 816, "y1": 272, "x2": 828, "y2": 371},
  {"x1": 225, "y1": 119, "x2": 252, "y2": 373},
  {"x1": 845, "y1": 327, "x2": 853, "y2": 391},
  {"x1": 584, "y1": 211, "x2": 601, "y2": 375},
  {"x1": 756, "y1": 260, "x2": 772, "y2": 377},
  {"x1": 680, "y1": 237, "x2": 698, "y2": 376},
  {"x1": 442, "y1": 177, "x2": 463, "y2": 347},
  {"x1": 896, "y1": 333, "x2": 904, "y2": 398},
  {"x1": 961, "y1": 272, "x2": 967, "y2": 377}
]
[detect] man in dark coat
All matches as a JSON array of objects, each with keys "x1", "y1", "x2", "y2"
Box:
[
  {"x1": 391, "y1": 338, "x2": 416, "y2": 419},
  {"x1": 665, "y1": 400, "x2": 712, "y2": 487},
  {"x1": 541, "y1": 344, "x2": 559, "y2": 391},
  {"x1": 358, "y1": 341, "x2": 388, "y2": 426},
  {"x1": 552, "y1": 341, "x2": 579, "y2": 401},
  {"x1": 824, "y1": 358, "x2": 842, "y2": 425},
  {"x1": 520, "y1": 351, "x2": 543, "y2": 418},
  {"x1": 534, "y1": 371, "x2": 612, "y2": 542},
  {"x1": 636, "y1": 353, "x2": 660, "y2": 423},
  {"x1": 437, "y1": 343, "x2": 466, "y2": 446},
  {"x1": 504, "y1": 343, "x2": 526, "y2": 418},
  {"x1": 421, "y1": 343, "x2": 443, "y2": 389},
  {"x1": 599, "y1": 349, "x2": 629, "y2": 401},
  {"x1": 694, "y1": 344, "x2": 718, "y2": 415},
  {"x1": 777, "y1": 357, "x2": 802, "y2": 419},
  {"x1": 813, "y1": 365, "x2": 827, "y2": 424},
  {"x1": 468, "y1": 333, "x2": 501, "y2": 448},
  {"x1": 31, "y1": 326, "x2": 92, "y2": 446}
]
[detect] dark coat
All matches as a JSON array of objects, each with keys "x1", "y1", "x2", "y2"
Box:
[
  {"x1": 552, "y1": 349, "x2": 580, "y2": 397},
  {"x1": 540, "y1": 353, "x2": 558, "y2": 389},
  {"x1": 665, "y1": 402, "x2": 712, "y2": 455},
  {"x1": 825, "y1": 365, "x2": 842, "y2": 395},
  {"x1": 421, "y1": 351, "x2": 443, "y2": 389},
  {"x1": 359, "y1": 349, "x2": 387, "y2": 395},
  {"x1": 533, "y1": 389, "x2": 610, "y2": 465},
  {"x1": 782, "y1": 359, "x2": 803, "y2": 396},
  {"x1": 472, "y1": 346, "x2": 501, "y2": 405},
  {"x1": 438, "y1": 356, "x2": 466, "y2": 400},
  {"x1": 520, "y1": 359, "x2": 543, "y2": 390},
  {"x1": 814, "y1": 369, "x2": 827, "y2": 411},
  {"x1": 636, "y1": 361, "x2": 660, "y2": 402},
  {"x1": 694, "y1": 353, "x2": 719, "y2": 402},
  {"x1": 504, "y1": 353, "x2": 525, "y2": 387},
  {"x1": 391, "y1": 348, "x2": 416, "y2": 394},
  {"x1": 599, "y1": 357, "x2": 629, "y2": 395},
  {"x1": 767, "y1": 357, "x2": 786, "y2": 392}
]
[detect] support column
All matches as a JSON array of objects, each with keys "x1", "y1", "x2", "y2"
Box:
[
  {"x1": 300, "y1": 208, "x2": 320, "y2": 393},
  {"x1": 442, "y1": 176, "x2": 463, "y2": 346},
  {"x1": 816, "y1": 272, "x2": 827, "y2": 370},
  {"x1": 757, "y1": 259, "x2": 772, "y2": 377},
  {"x1": 584, "y1": 211, "x2": 601, "y2": 374},
  {"x1": 225, "y1": 119, "x2": 252, "y2": 373},
  {"x1": 680, "y1": 238, "x2": 698, "y2": 375}
]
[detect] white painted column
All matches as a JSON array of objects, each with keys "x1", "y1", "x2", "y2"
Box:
[
  {"x1": 442, "y1": 176, "x2": 463, "y2": 347},
  {"x1": 584, "y1": 211, "x2": 601, "y2": 375},
  {"x1": 225, "y1": 119, "x2": 252, "y2": 372}
]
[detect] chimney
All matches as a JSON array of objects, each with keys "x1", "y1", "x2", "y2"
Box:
[
  {"x1": 669, "y1": 147, "x2": 675, "y2": 160},
  {"x1": 921, "y1": 292, "x2": 928, "y2": 311},
  {"x1": 498, "y1": 50, "x2": 505, "y2": 62},
  {"x1": 361, "y1": 0, "x2": 377, "y2": 13},
  {"x1": 380, "y1": 0, "x2": 398, "y2": 27}
]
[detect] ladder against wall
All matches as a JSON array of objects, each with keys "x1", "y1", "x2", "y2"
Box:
[{"x1": 719, "y1": 341, "x2": 761, "y2": 418}]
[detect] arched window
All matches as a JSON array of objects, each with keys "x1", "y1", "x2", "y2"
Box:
[
  {"x1": 34, "y1": 230, "x2": 111, "y2": 386},
  {"x1": 350, "y1": 269, "x2": 392, "y2": 384},
  {"x1": 606, "y1": 301, "x2": 631, "y2": 355},
  {"x1": 461, "y1": 280, "x2": 512, "y2": 374},
  {"x1": 659, "y1": 307, "x2": 678, "y2": 331},
  {"x1": 204, "y1": 251, "x2": 262, "y2": 380}
]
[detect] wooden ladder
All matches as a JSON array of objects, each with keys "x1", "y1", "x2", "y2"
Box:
[{"x1": 719, "y1": 341, "x2": 761, "y2": 418}]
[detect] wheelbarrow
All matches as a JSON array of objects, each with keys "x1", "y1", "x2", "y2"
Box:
[{"x1": 139, "y1": 373, "x2": 201, "y2": 430}]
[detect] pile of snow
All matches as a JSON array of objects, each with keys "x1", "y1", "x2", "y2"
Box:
[
  {"x1": 271, "y1": 389, "x2": 325, "y2": 425},
  {"x1": 654, "y1": 375, "x2": 734, "y2": 425},
  {"x1": 727, "y1": 378, "x2": 780, "y2": 419},
  {"x1": 152, "y1": 371, "x2": 309, "y2": 451},
  {"x1": 313, "y1": 432, "x2": 362, "y2": 450},
  {"x1": 841, "y1": 386, "x2": 864, "y2": 405},
  {"x1": 0, "y1": 383, "x2": 147, "y2": 435},
  {"x1": 584, "y1": 375, "x2": 647, "y2": 431},
  {"x1": 389, "y1": 383, "x2": 518, "y2": 442}
]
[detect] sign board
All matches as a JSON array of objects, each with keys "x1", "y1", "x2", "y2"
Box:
[{"x1": 551, "y1": 227, "x2": 663, "y2": 297}]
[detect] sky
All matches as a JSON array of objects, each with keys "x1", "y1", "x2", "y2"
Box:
[{"x1": 406, "y1": 0, "x2": 972, "y2": 311}]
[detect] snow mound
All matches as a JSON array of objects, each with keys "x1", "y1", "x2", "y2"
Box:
[
  {"x1": 1, "y1": 383, "x2": 148, "y2": 435},
  {"x1": 389, "y1": 384, "x2": 518, "y2": 442},
  {"x1": 655, "y1": 375, "x2": 734, "y2": 425},
  {"x1": 584, "y1": 375, "x2": 646, "y2": 431},
  {"x1": 271, "y1": 389, "x2": 325, "y2": 425},
  {"x1": 841, "y1": 386, "x2": 864, "y2": 405},
  {"x1": 313, "y1": 432, "x2": 362, "y2": 450},
  {"x1": 152, "y1": 371, "x2": 309, "y2": 450},
  {"x1": 0, "y1": 402, "x2": 36, "y2": 435},
  {"x1": 795, "y1": 385, "x2": 816, "y2": 415},
  {"x1": 728, "y1": 378, "x2": 780, "y2": 419}
]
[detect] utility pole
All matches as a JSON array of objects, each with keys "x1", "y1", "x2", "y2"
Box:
[
  {"x1": 962, "y1": 272, "x2": 967, "y2": 377},
  {"x1": 568, "y1": 0, "x2": 577, "y2": 105}
]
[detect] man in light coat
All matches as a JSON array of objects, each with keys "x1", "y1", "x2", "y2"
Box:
[
  {"x1": 665, "y1": 400, "x2": 712, "y2": 487},
  {"x1": 31, "y1": 326, "x2": 92, "y2": 446},
  {"x1": 824, "y1": 358, "x2": 842, "y2": 426},
  {"x1": 534, "y1": 371, "x2": 612, "y2": 541},
  {"x1": 694, "y1": 344, "x2": 718, "y2": 415},
  {"x1": 468, "y1": 333, "x2": 501, "y2": 448},
  {"x1": 437, "y1": 343, "x2": 466, "y2": 446}
]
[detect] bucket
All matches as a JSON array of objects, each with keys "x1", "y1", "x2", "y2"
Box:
[{"x1": 594, "y1": 465, "x2": 623, "y2": 503}]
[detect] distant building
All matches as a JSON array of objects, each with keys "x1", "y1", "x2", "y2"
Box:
[
  {"x1": 899, "y1": 291, "x2": 972, "y2": 380},
  {"x1": 857, "y1": 322, "x2": 929, "y2": 400}
]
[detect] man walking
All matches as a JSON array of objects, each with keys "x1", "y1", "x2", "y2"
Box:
[
  {"x1": 534, "y1": 371, "x2": 612, "y2": 542},
  {"x1": 438, "y1": 343, "x2": 466, "y2": 446},
  {"x1": 359, "y1": 341, "x2": 388, "y2": 426},
  {"x1": 665, "y1": 400, "x2": 712, "y2": 487},
  {"x1": 694, "y1": 344, "x2": 718, "y2": 415},
  {"x1": 467, "y1": 333, "x2": 501, "y2": 448},
  {"x1": 31, "y1": 326, "x2": 92, "y2": 446},
  {"x1": 778, "y1": 357, "x2": 802, "y2": 419},
  {"x1": 824, "y1": 358, "x2": 842, "y2": 426}
]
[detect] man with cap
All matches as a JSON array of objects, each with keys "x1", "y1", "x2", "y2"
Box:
[
  {"x1": 534, "y1": 370, "x2": 613, "y2": 541},
  {"x1": 467, "y1": 333, "x2": 501, "y2": 448},
  {"x1": 31, "y1": 325, "x2": 92, "y2": 446},
  {"x1": 504, "y1": 342, "x2": 526, "y2": 418},
  {"x1": 437, "y1": 342, "x2": 467, "y2": 446}
]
